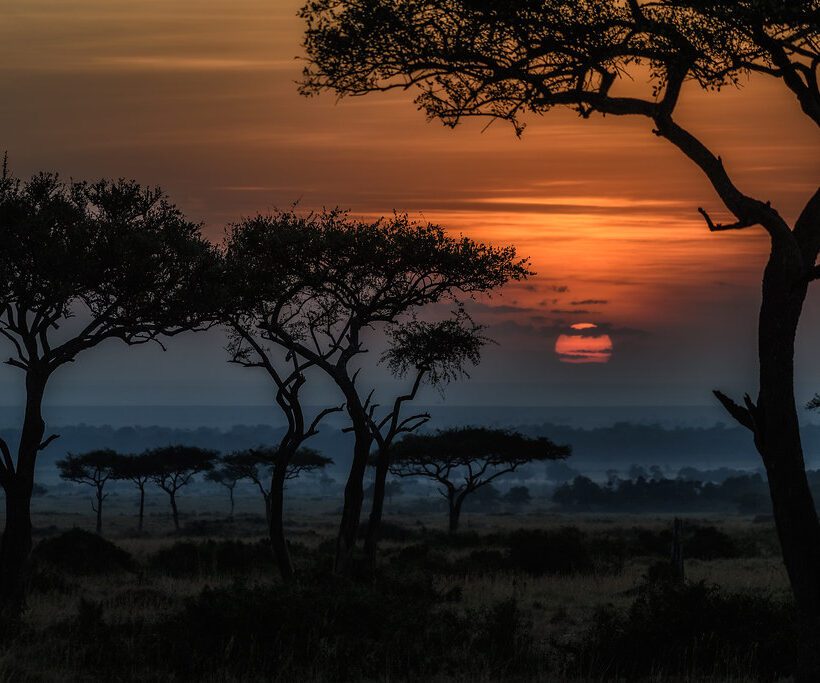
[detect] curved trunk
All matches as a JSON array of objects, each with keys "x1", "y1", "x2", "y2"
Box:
[
  {"x1": 269, "y1": 455, "x2": 294, "y2": 582},
  {"x1": 0, "y1": 371, "x2": 46, "y2": 620},
  {"x1": 755, "y1": 257, "x2": 820, "y2": 681},
  {"x1": 334, "y1": 388, "x2": 373, "y2": 575},
  {"x1": 363, "y1": 445, "x2": 390, "y2": 570}
]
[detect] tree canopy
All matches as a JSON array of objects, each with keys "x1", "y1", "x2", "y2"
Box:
[
  {"x1": 389, "y1": 427, "x2": 569, "y2": 531},
  {"x1": 301, "y1": 0, "x2": 819, "y2": 129},
  {"x1": 0, "y1": 172, "x2": 218, "y2": 373}
]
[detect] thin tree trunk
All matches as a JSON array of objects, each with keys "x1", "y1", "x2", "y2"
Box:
[
  {"x1": 363, "y1": 445, "x2": 390, "y2": 570},
  {"x1": 137, "y1": 485, "x2": 145, "y2": 533},
  {"x1": 448, "y1": 492, "x2": 464, "y2": 535},
  {"x1": 95, "y1": 488, "x2": 103, "y2": 535},
  {"x1": 269, "y1": 454, "x2": 294, "y2": 582},
  {"x1": 334, "y1": 417, "x2": 372, "y2": 575},
  {"x1": 0, "y1": 372, "x2": 46, "y2": 620},
  {"x1": 228, "y1": 486, "x2": 235, "y2": 521},
  {"x1": 169, "y1": 492, "x2": 180, "y2": 531},
  {"x1": 753, "y1": 260, "x2": 820, "y2": 681}
]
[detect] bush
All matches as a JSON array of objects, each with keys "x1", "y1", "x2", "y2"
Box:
[
  {"x1": 507, "y1": 528, "x2": 597, "y2": 575},
  {"x1": 30, "y1": 529, "x2": 134, "y2": 575},
  {"x1": 568, "y1": 576, "x2": 796, "y2": 680},
  {"x1": 148, "y1": 539, "x2": 272, "y2": 577},
  {"x1": 356, "y1": 520, "x2": 416, "y2": 542},
  {"x1": 148, "y1": 577, "x2": 538, "y2": 680},
  {"x1": 631, "y1": 523, "x2": 757, "y2": 560}
]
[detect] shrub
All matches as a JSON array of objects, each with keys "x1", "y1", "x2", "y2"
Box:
[
  {"x1": 507, "y1": 528, "x2": 596, "y2": 575},
  {"x1": 148, "y1": 539, "x2": 272, "y2": 577},
  {"x1": 30, "y1": 529, "x2": 134, "y2": 575},
  {"x1": 568, "y1": 577, "x2": 796, "y2": 680},
  {"x1": 356, "y1": 520, "x2": 416, "y2": 542}
]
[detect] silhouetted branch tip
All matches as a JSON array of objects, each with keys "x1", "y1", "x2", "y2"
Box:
[
  {"x1": 698, "y1": 207, "x2": 756, "y2": 232},
  {"x1": 38, "y1": 434, "x2": 60, "y2": 451},
  {"x1": 713, "y1": 390, "x2": 755, "y2": 431}
]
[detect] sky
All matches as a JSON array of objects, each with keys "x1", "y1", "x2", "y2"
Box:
[{"x1": 0, "y1": 0, "x2": 818, "y2": 410}]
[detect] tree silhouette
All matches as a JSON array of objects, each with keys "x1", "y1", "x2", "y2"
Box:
[
  {"x1": 300, "y1": 2, "x2": 820, "y2": 672},
  {"x1": 0, "y1": 171, "x2": 216, "y2": 616},
  {"x1": 144, "y1": 446, "x2": 218, "y2": 531},
  {"x1": 56, "y1": 450, "x2": 119, "y2": 535},
  {"x1": 223, "y1": 209, "x2": 528, "y2": 574},
  {"x1": 503, "y1": 486, "x2": 532, "y2": 508},
  {"x1": 220, "y1": 222, "x2": 345, "y2": 580},
  {"x1": 362, "y1": 309, "x2": 487, "y2": 565},
  {"x1": 205, "y1": 459, "x2": 245, "y2": 520},
  {"x1": 221, "y1": 445, "x2": 332, "y2": 578},
  {"x1": 111, "y1": 453, "x2": 155, "y2": 533},
  {"x1": 389, "y1": 427, "x2": 570, "y2": 533}
]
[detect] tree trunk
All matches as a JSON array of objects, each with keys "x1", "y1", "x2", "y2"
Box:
[
  {"x1": 268, "y1": 456, "x2": 294, "y2": 582},
  {"x1": 169, "y1": 492, "x2": 180, "y2": 531},
  {"x1": 752, "y1": 256, "x2": 820, "y2": 681},
  {"x1": 228, "y1": 486, "x2": 235, "y2": 521},
  {"x1": 448, "y1": 492, "x2": 464, "y2": 535},
  {"x1": 0, "y1": 371, "x2": 46, "y2": 621},
  {"x1": 137, "y1": 485, "x2": 145, "y2": 533},
  {"x1": 95, "y1": 488, "x2": 103, "y2": 535},
  {"x1": 0, "y1": 478, "x2": 33, "y2": 624},
  {"x1": 363, "y1": 445, "x2": 390, "y2": 570},
  {"x1": 334, "y1": 403, "x2": 373, "y2": 575}
]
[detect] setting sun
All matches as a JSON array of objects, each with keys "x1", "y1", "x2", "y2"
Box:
[{"x1": 555, "y1": 323, "x2": 614, "y2": 364}]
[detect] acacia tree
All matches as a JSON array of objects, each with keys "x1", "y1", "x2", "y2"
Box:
[
  {"x1": 205, "y1": 459, "x2": 245, "y2": 520},
  {"x1": 145, "y1": 446, "x2": 218, "y2": 531},
  {"x1": 389, "y1": 427, "x2": 570, "y2": 533},
  {"x1": 56, "y1": 449, "x2": 119, "y2": 535},
  {"x1": 299, "y1": 1, "x2": 820, "y2": 672},
  {"x1": 222, "y1": 445, "x2": 333, "y2": 579},
  {"x1": 362, "y1": 310, "x2": 487, "y2": 565},
  {"x1": 111, "y1": 453, "x2": 155, "y2": 533},
  {"x1": 221, "y1": 224, "x2": 345, "y2": 580},
  {"x1": 0, "y1": 171, "x2": 216, "y2": 617},
  {"x1": 225, "y1": 209, "x2": 529, "y2": 574}
]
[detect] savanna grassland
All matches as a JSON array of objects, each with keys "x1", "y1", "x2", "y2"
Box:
[{"x1": 0, "y1": 491, "x2": 797, "y2": 682}]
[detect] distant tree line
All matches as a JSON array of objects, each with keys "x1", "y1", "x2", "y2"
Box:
[
  {"x1": 56, "y1": 446, "x2": 333, "y2": 535},
  {"x1": 550, "y1": 472, "x2": 820, "y2": 516}
]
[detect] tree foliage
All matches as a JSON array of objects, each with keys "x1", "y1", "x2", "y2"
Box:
[{"x1": 301, "y1": 0, "x2": 819, "y2": 131}]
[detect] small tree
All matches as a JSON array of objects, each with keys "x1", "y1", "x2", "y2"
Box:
[
  {"x1": 56, "y1": 450, "x2": 119, "y2": 534},
  {"x1": 205, "y1": 459, "x2": 245, "y2": 520},
  {"x1": 363, "y1": 309, "x2": 487, "y2": 564},
  {"x1": 111, "y1": 453, "x2": 155, "y2": 533},
  {"x1": 226, "y1": 447, "x2": 334, "y2": 517},
  {"x1": 0, "y1": 170, "x2": 216, "y2": 615},
  {"x1": 389, "y1": 428, "x2": 570, "y2": 533},
  {"x1": 145, "y1": 446, "x2": 218, "y2": 531}
]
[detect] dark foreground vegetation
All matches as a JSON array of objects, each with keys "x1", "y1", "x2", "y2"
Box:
[{"x1": 0, "y1": 517, "x2": 794, "y2": 681}]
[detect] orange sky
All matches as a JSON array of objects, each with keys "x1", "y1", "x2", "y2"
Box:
[{"x1": 1, "y1": 0, "x2": 819, "y2": 406}]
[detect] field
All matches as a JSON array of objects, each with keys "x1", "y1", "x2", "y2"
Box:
[{"x1": 0, "y1": 492, "x2": 797, "y2": 682}]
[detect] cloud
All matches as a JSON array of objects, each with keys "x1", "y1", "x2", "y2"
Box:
[{"x1": 570, "y1": 299, "x2": 609, "y2": 305}]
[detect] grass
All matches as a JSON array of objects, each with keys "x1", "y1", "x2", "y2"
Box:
[{"x1": 0, "y1": 495, "x2": 796, "y2": 681}]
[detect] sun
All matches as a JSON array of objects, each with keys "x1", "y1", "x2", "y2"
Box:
[{"x1": 554, "y1": 323, "x2": 613, "y2": 364}]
